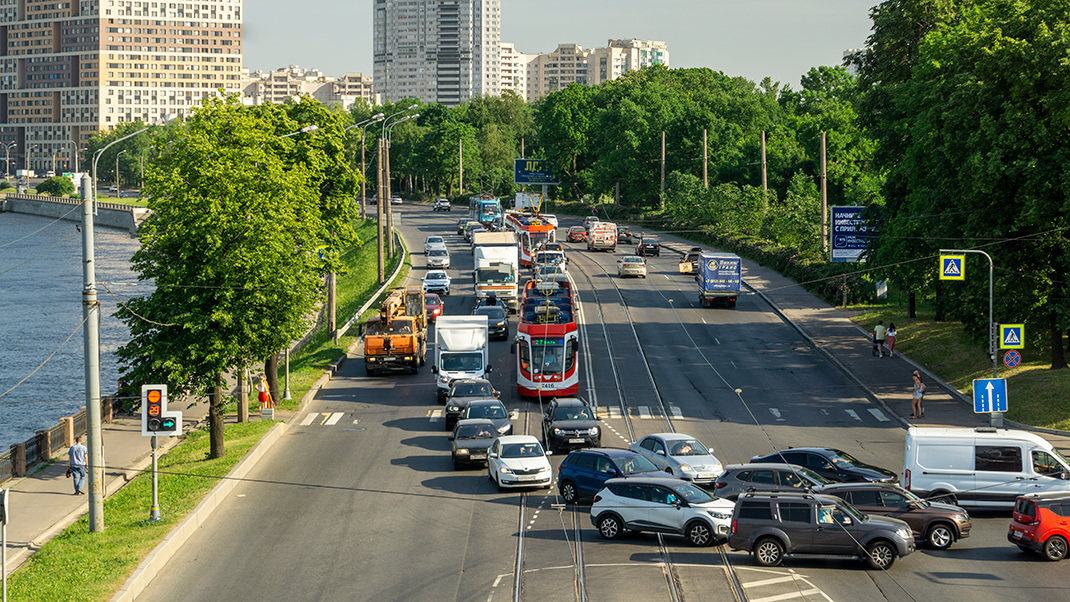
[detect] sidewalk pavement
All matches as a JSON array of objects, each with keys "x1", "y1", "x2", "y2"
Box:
[
  {"x1": 2, "y1": 398, "x2": 208, "y2": 577},
  {"x1": 644, "y1": 228, "x2": 1070, "y2": 455}
]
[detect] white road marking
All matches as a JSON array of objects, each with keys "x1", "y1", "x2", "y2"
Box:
[
  {"x1": 730, "y1": 360, "x2": 737, "y2": 369},
  {"x1": 428, "y1": 409, "x2": 443, "y2": 422},
  {"x1": 819, "y1": 409, "x2": 830, "y2": 416},
  {"x1": 638, "y1": 406, "x2": 652, "y2": 419},
  {"x1": 750, "y1": 590, "x2": 821, "y2": 602},
  {"x1": 670, "y1": 406, "x2": 683, "y2": 419},
  {"x1": 352, "y1": 419, "x2": 360, "y2": 424},
  {"x1": 845, "y1": 409, "x2": 861, "y2": 421},
  {"x1": 868, "y1": 408, "x2": 890, "y2": 422},
  {"x1": 604, "y1": 407, "x2": 623, "y2": 419},
  {"x1": 769, "y1": 408, "x2": 783, "y2": 420},
  {"x1": 714, "y1": 337, "x2": 721, "y2": 345},
  {"x1": 325, "y1": 412, "x2": 344, "y2": 426},
  {"x1": 299, "y1": 413, "x2": 317, "y2": 426},
  {"x1": 743, "y1": 576, "x2": 801, "y2": 588},
  {"x1": 701, "y1": 317, "x2": 707, "y2": 324}
]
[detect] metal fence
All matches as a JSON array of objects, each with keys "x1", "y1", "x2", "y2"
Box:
[{"x1": 0, "y1": 398, "x2": 117, "y2": 485}]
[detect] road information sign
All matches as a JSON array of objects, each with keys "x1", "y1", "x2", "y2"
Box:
[
  {"x1": 513, "y1": 159, "x2": 559, "y2": 185},
  {"x1": 939, "y1": 255, "x2": 965, "y2": 280},
  {"x1": 830, "y1": 206, "x2": 870, "y2": 263},
  {"x1": 1003, "y1": 350, "x2": 1022, "y2": 369},
  {"x1": 972, "y1": 378, "x2": 1008, "y2": 413},
  {"x1": 1000, "y1": 324, "x2": 1024, "y2": 349}
]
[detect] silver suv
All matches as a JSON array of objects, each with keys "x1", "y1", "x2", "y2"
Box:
[
  {"x1": 591, "y1": 477, "x2": 734, "y2": 546},
  {"x1": 728, "y1": 492, "x2": 915, "y2": 569}
]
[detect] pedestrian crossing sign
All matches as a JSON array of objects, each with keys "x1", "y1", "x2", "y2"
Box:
[
  {"x1": 1000, "y1": 324, "x2": 1024, "y2": 350},
  {"x1": 939, "y1": 255, "x2": 965, "y2": 280}
]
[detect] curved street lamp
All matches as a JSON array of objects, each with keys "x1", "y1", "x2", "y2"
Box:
[{"x1": 345, "y1": 113, "x2": 384, "y2": 219}]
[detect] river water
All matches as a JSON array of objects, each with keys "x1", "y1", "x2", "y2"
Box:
[{"x1": 0, "y1": 212, "x2": 150, "y2": 450}]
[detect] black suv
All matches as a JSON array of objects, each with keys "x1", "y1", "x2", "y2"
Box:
[
  {"x1": 542, "y1": 397, "x2": 600, "y2": 452},
  {"x1": 728, "y1": 492, "x2": 916, "y2": 569},
  {"x1": 636, "y1": 237, "x2": 660, "y2": 257},
  {"x1": 749, "y1": 447, "x2": 898, "y2": 483},
  {"x1": 712, "y1": 463, "x2": 832, "y2": 500}
]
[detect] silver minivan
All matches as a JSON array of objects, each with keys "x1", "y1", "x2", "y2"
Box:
[{"x1": 903, "y1": 427, "x2": 1070, "y2": 507}]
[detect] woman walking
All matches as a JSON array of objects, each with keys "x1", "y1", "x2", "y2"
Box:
[
  {"x1": 886, "y1": 323, "x2": 898, "y2": 358},
  {"x1": 911, "y1": 370, "x2": 926, "y2": 419}
]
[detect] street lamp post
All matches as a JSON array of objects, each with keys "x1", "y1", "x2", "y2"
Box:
[
  {"x1": 344, "y1": 113, "x2": 384, "y2": 220},
  {"x1": 4, "y1": 143, "x2": 15, "y2": 179},
  {"x1": 384, "y1": 114, "x2": 418, "y2": 258},
  {"x1": 116, "y1": 149, "x2": 127, "y2": 198},
  {"x1": 375, "y1": 105, "x2": 418, "y2": 269}
]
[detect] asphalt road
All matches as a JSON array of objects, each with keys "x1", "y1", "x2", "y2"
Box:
[{"x1": 137, "y1": 204, "x2": 1070, "y2": 602}]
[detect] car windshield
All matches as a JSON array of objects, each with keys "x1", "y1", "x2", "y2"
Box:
[
  {"x1": 616, "y1": 455, "x2": 659, "y2": 475},
  {"x1": 452, "y1": 382, "x2": 494, "y2": 397},
  {"x1": 553, "y1": 406, "x2": 593, "y2": 421},
  {"x1": 531, "y1": 340, "x2": 565, "y2": 373},
  {"x1": 536, "y1": 252, "x2": 563, "y2": 265},
  {"x1": 467, "y1": 404, "x2": 507, "y2": 419},
  {"x1": 424, "y1": 294, "x2": 439, "y2": 304},
  {"x1": 623, "y1": 257, "x2": 643, "y2": 264},
  {"x1": 441, "y1": 353, "x2": 484, "y2": 372},
  {"x1": 427, "y1": 237, "x2": 443, "y2": 245},
  {"x1": 475, "y1": 307, "x2": 507, "y2": 319},
  {"x1": 796, "y1": 466, "x2": 832, "y2": 484},
  {"x1": 426, "y1": 271, "x2": 447, "y2": 280},
  {"x1": 388, "y1": 321, "x2": 413, "y2": 334},
  {"x1": 570, "y1": 226, "x2": 585, "y2": 233},
  {"x1": 675, "y1": 482, "x2": 715, "y2": 504},
  {"x1": 456, "y1": 424, "x2": 495, "y2": 439},
  {"x1": 428, "y1": 250, "x2": 447, "y2": 257},
  {"x1": 831, "y1": 450, "x2": 862, "y2": 467},
  {"x1": 501, "y1": 442, "x2": 544, "y2": 458},
  {"x1": 669, "y1": 439, "x2": 710, "y2": 456}
]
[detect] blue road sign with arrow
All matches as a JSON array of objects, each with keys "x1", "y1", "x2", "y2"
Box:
[{"x1": 972, "y1": 378, "x2": 1007, "y2": 413}]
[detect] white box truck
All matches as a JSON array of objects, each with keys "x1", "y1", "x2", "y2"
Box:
[
  {"x1": 432, "y1": 315, "x2": 490, "y2": 403},
  {"x1": 474, "y1": 244, "x2": 520, "y2": 312},
  {"x1": 903, "y1": 426, "x2": 1070, "y2": 507},
  {"x1": 586, "y1": 221, "x2": 617, "y2": 252}
]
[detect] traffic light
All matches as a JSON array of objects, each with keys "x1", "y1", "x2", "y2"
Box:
[{"x1": 141, "y1": 384, "x2": 182, "y2": 437}]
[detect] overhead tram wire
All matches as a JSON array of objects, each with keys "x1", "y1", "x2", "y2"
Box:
[{"x1": 0, "y1": 312, "x2": 91, "y2": 401}]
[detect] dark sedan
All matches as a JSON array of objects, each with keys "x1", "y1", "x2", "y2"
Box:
[
  {"x1": 712, "y1": 463, "x2": 832, "y2": 500},
  {"x1": 636, "y1": 237, "x2": 660, "y2": 257},
  {"x1": 473, "y1": 304, "x2": 508, "y2": 340},
  {"x1": 542, "y1": 397, "x2": 600, "y2": 452},
  {"x1": 460, "y1": 399, "x2": 514, "y2": 437},
  {"x1": 450, "y1": 418, "x2": 497, "y2": 468},
  {"x1": 749, "y1": 447, "x2": 898, "y2": 483}
]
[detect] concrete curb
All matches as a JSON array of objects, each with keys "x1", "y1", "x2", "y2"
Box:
[{"x1": 111, "y1": 422, "x2": 288, "y2": 602}]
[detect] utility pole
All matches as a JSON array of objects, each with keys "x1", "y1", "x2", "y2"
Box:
[
  {"x1": 520, "y1": 137, "x2": 524, "y2": 158},
  {"x1": 820, "y1": 132, "x2": 828, "y2": 256},
  {"x1": 327, "y1": 271, "x2": 336, "y2": 336},
  {"x1": 376, "y1": 138, "x2": 385, "y2": 284},
  {"x1": 80, "y1": 176, "x2": 104, "y2": 531},
  {"x1": 458, "y1": 138, "x2": 463, "y2": 194},
  {"x1": 360, "y1": 134, "x2": 367, "y2": 220},
  {"x1": 385, "y1": 137, "x2": 394, "y2": 258},
  {"x1": 660, "y1": 130, "x2": 666, "y2": 209},
  {"x1": 760, "y1": 131, "x2": 768, "y2": 197},
  {"x1": 702, "y1": 128, "x2": 708, "y2": 190}
]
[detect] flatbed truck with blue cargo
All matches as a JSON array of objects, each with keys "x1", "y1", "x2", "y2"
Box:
[{"x1": 698, "y1": 252, "x2": 742, "y2": 308}]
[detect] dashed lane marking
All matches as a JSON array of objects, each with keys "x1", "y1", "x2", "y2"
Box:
[
  {"x1": 299, "y1": 413, "x2": 317, "y2": 426},
  {"x1": 845, "y1": 409, "x2": 861, "y2": 421},
  {"x1": 769, "y1": 408, "x2": 784, "y2": 421},
  {"x1": 324, "y1": 412, "x2": 344, "y2": 426},
  {"x1": 637, "y1": 405, "x2": 652, "y2": 419},
  {"x1": 670, "y1": 406, "x2": 683, "y2": 419},
  {"x1": 868, "y1": 408, "x2": 890, "y2": 422},
  {"x1": 749, "y1": 589, "x2": 822, "y2": 602}
]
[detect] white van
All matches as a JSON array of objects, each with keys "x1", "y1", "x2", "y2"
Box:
[{"x1": 903, "y1": 427, "x2": 1070, "y2": 507}]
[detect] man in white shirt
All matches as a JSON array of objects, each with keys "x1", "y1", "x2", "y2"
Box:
[{"x1": 68, "y1": 435, "x2": 88, "y2": 495}]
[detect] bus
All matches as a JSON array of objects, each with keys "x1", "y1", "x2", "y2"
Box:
[
  {"x1": 505, "y1": 211, "x2": 556, "y2": 267},
  {"x1": 514, "y1": 275, "x2": 579, "y2": 398},
  {"x1": 468, "y1": 196, "x2": 502, "y2": 227}
]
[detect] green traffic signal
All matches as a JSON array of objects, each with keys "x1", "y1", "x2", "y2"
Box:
[{"x1": 160, "y1": 417, "x2": 177, "y2": 430}]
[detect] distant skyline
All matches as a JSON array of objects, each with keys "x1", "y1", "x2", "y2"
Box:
[{"x1": 245, "y1": 0, "x2": 876, "y2": 89}]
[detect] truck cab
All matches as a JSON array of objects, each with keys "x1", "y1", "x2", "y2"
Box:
[
  {"x1": 433, "y1": 315, "x2": 491, "y2": 403},
  {"x1": 363, "y1": 288, "x2": 428, "y2": 375}
]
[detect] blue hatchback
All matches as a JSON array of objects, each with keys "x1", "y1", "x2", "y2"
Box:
[{"x1": 557, "y1": 448, "x2": 671, "y2": 504}]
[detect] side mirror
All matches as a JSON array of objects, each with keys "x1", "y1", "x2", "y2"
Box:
[
  {"x1": 486, "y1": 365, "x2": 493, "y2": 373},
  {"x1": 656, "y1": 450, "x2": 666, "y2": 456},
  {"x1": 489, "y1": 452, "x2": 498, "y2": 459},
  {"x1": 841, "y1": 516, "x2": 853, "y2": 526},
  {"x1": 545, "y1": 450, "x2": 554, "y2": 456},
  {"x1": 431, "y1": 365, "x2": 438, "y2": 374}
]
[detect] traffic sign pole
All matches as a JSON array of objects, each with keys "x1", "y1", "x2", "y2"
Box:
[
  {"x1": 941, "y1": 249, "x2": 1000, "y2": 426},
  {"x1": 149, "y1": 435, "x2": 160, "y2": 522}
]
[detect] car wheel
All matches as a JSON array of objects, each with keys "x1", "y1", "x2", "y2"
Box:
[
  {"x1": 926, "y1": 523, "x2": 954, "y2": 550},
  {"x1": 866, "y1": 540, "x2": 897, "y2": 570},
  {"x1": 754, "y1": 537, "x2": 784, "y2": 567},
  {"x1": 560, "y1": 479, "x2": 579, "y2": 504},
  {"x1": 598, "y1": 514, "x2": 623, "y2": 540},
  {"x1": 1043, "y1": 535, "x2": 1068, "y2": 561},
  {"x1": 930, "y1": 490, "x2": 957, "y2": 505},
  {"x1": 685, "y1": 520, "x2": 714, "y2": 547}
]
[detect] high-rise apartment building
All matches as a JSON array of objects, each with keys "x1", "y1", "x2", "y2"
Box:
[
  {"x1": 241, "y1": 66, "x2": 375, "y2": 110},
  {"x1": 517, "y1": 39, "x2": 669, "y2": 102},
  {"x1": 0, "y1": 0, "x2": 243, "y2": 175},
  {"x1": 499, "y1": 42, "x2": 533, "y2": 100},
  {"x1": 373, "y1": 0, "x2": 500, "y2": 106}
]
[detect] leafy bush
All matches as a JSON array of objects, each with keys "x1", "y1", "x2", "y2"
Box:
[{"x1": 35, "y1": 176, "x2": 75, "y2": 196}]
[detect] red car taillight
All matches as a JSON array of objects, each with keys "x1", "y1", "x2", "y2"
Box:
[
  {"x1": 714, "y1": 481, "x2": 726, "y2": 489},
  {"x1": 904, "y1": 469, "x2": 911, "y2": 490},
  {"x1": 731, "y1": 520, "x2": 737, "y2": 534}
]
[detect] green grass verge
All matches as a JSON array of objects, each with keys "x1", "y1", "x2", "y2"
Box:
[
  {"x1": 266, "y1": 222, "x2": 411, "y2": 412},
  {"x1": 6, "y1": 420, "x2": 276, "y2": 601}
]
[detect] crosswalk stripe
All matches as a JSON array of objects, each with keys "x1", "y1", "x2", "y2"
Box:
[
  {"x1": 742, "y1": 576, "x2": 800, "y2": 588},
  {"x1": 845, "y1": 409, "x2": 861, "y2": 421},
  {"x1": 428, "y1": 409, "x2": 443, "y2": 422},
  {"x1": 299, "y1": 413, "x2": 316, "y2": 426},
  {"x1": 637, "y1": 406, "x2": 652, "y2": 419},
  {"x1": 750, "y1": 589, "x2": 821, "y2": 602},
  {"x1": 868, "y1": 408, "x2": 889, "y2": 422},
  {"x1": 670, "y1": 406, "x2": 683, "y2": 418},
  {"x1": 324, "y1": 412, "x2": 344, "y2": 426}
]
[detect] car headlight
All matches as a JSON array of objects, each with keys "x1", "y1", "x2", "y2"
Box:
[
  {"x1": 456, "y1": 449, "x2": 470, "y2": 455},
  {"x1": 953, "y1": 513, "x2": 969, "y2": 522},
  {"x1": 499, "y1": 466, "x2": 514, "y2": 474},
  {"x1": 552, "y1": 428, "x2": 562, "y2": 435},
  {"x1": 447, "y1": 405, "x2": 459, "y2": 412},
  {"x1": 708, "y1": 511, "x2": 732, "y2": 520},
  {"x1": 589, "y1": 426, "x2": 599, "y2": 435},
  {"x1": 497, "y1": 424, "x2": 511, "y2": 433},
  {"x1": 897, "y1": 528, "x2": 912, "y2": 539},
  {"x1": 438, "y1": 375, "x2": 450, "y2": 384},
  {"x1": 679, "y1": 464, "x2": 695, "y2": 473}
]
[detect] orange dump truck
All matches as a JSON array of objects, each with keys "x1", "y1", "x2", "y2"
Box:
[{"x1": 363, "y1": 287, "x2": 428, "y2": 375}]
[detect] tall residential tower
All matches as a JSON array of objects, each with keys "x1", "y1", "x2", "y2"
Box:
[
  {"x1": 373, "y1": 0, "x2": 500, "y2": 106},
  {"x1": 0, "y1": 0, "x2": 243, "y2": 175}
]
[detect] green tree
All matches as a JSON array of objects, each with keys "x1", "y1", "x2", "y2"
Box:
[
  {"x1": 35, "y1": 176, "x2": 75, "y2": 196},
  {"x1": 535, "y1": 83, "x2": 596, "y2": 200},
  {"x1": 117, "y1": 96, "x2": 346, "y2": 457}
]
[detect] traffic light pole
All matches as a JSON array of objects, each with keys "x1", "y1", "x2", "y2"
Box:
[
  {"x1": 150, "y1": 436, "x2": 160, "y2": 522},
  {"x1": 80, "y1": 176, "x2": 105, "y2": 532}
]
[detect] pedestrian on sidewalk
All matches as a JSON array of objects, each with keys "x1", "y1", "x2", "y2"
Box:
[
  {"x1": 68, "y1": 435, "x2": 87, "y2": 495},
  {"x1": 911, "y1": 370, "x2": 926, "y2": 419},
  {"x1": 258, "y1": 374, "x2": 274, "y2": 409},
  {"x1": 886, "y1": 323, "x2": 898, "y2": 358},
  {"x1": 873, "y1": 321, "x2": 888, "y2": 358}
]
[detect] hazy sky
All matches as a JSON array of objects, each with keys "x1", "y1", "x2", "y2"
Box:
[{"x1": 244, "y1": 0, "x2": 877, "y2": 89}]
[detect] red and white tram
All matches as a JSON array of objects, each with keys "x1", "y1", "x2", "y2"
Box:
[
  {"x1": 514, "y1": 276, "x2": 579, "y2": 397},
  {"x1": 505, "y1": 211, "x2": 556, "y2": 267}
]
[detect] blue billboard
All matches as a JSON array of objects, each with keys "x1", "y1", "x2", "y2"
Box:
[
  {"x1": 514, "y1": 159, "x2": 560, "y2": 185},
  {"x1": 830, "y1": 206, "x2": 872, "y2": 263}
]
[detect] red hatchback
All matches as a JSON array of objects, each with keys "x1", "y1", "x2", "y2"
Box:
[
  {"x1": 567, "y1": 226, "x2": 587, "y2": 243},
  {"x1": 424, "y1": 293, "x2": 444, "y2": 321},
  {"x1": 1008, "y1": 492, "x2": 1070, "y2": 560}
]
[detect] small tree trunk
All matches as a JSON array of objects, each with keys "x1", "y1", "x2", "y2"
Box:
[
  {"x1": 934, "y1": 280, "x2": 946, "y2": 322},
  {"x1": 1051, "y1": 270, "x2": 1067, "y2": 369},
  {"x1": 907, "y1": 291, "x2": 916, "y2": 318},
  {"x1": 209, "y1": 374, "x2": 225, "y2": 459},
  {"x1": 266, "y1": 353, "x2": 280, "y2": 403}
]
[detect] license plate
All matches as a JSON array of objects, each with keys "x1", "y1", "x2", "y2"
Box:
[
  {"x1": 382, "y1": 356, "x2": 396, "y2": 361},
  {"x1": 517, "y1": 474, "x2": 539, "y2": 481},
  {"x1": 568, "y1": 438, "x2": 585, "y2": 444},
  {"x1": 1012, "y1": 530, "x2": 1023, "y2": 539}
]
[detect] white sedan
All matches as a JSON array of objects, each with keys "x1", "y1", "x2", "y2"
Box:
[
  {"x1": 616, "y1": 255, "x2": 647, "y2": 278},
  {"x1": 628, "y1": 433, "x2": 724, "y2": 484},
  {"x1": 422, "y1": 270, "x2": 451, "y2": 296},
  {"x1": 487, "y1": 435, "x2": 553, "y2": 490},
  {"x1": 425, "y1": 235, "x2": 446, "y2": 254}
]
